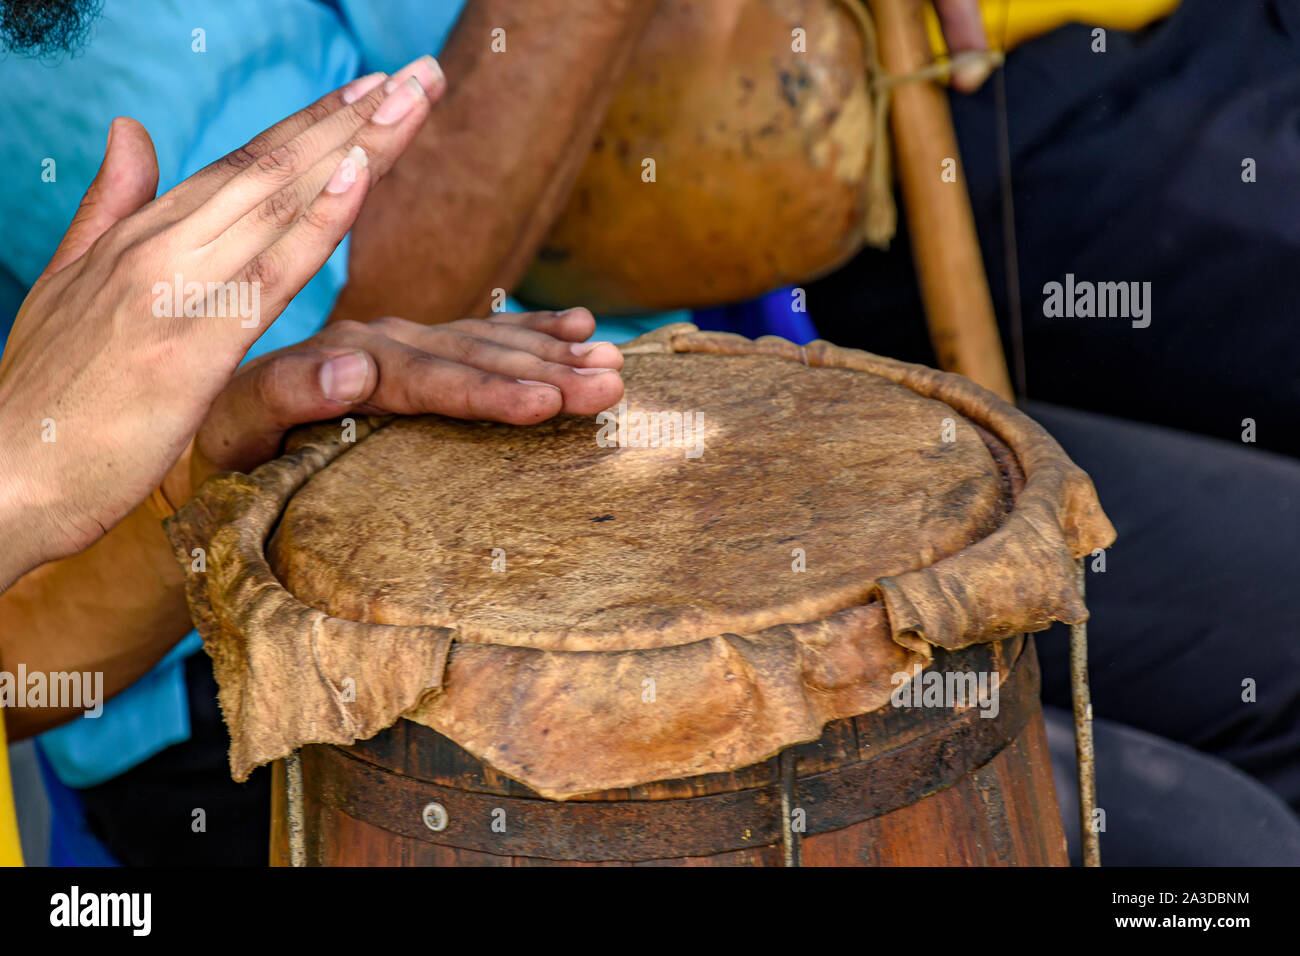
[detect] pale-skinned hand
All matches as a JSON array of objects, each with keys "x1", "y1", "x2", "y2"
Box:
[{"x1": 0, "y1": 56, "x2": 445, "y2": 588}]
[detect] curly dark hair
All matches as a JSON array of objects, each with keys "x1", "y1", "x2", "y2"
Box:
[{"x1": 0, "y1": 0, "x2": 103, "y2": 56}]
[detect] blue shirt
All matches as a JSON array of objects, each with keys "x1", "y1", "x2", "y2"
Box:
[{"x1": 0, "y1": 0, "x2": 684, "y2": 789}]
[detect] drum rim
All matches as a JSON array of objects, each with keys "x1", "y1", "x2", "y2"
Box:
[{"x1": 166, "y1": 323, "x2": 1115, "y2": 798}]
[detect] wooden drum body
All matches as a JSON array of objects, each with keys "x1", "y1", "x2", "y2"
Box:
[
  {"x1": 275, "y1": 636, "x2": 1064, "y2": 866},
  {"x1": 168, "y1": 324, "x2": 1115, "y2": 867}
]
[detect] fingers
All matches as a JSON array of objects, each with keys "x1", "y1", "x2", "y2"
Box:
[
  {"x1": 204, "y1": 312, "x2": 626, "y2": 473},
  {"x1": 486, "y1": 307, "x2": 598, "y2": 343},
  {"x1": 40, "y1": 117, "x2": 160, "y2": 279},
  {"x1": 196, "y1": 347, "x2": 379, "y2": 473},
  {"x1": 159, "y1": 84, "x2": 366, "y2": 221},
  {"x1": 191, "y1": 87, "x2": 438, "y2": 329},
  {"x1": 221, "y1": 145, "x2": 376, "y2": 329},
  {"x1": 191, "y1": 57, "x2": 442, "y2": 255},
  {"x1": 340, "y1": 317, "x2": 622, "y2": 414},
  {"x1": 351, "y1": 337, "x2": 569, "y2": 425},
  {"x1": 351, "y1": 327, "x2": 623, "y2": 419},
  {"x1": 162, "y1": 55, "x2": 438, "y2": 217},
  {"x1": 935, "y1": 0, "x2": 993, "y2": 92},
  {"x1": 384, "y1": 313, "x2": 624, "y2": 371},
  {"x1": 209, "y1": 65, "x2": 442, "y2": 333},
  {"x1": 450, "y1": 321, "x2": 624, "y2": 370}
]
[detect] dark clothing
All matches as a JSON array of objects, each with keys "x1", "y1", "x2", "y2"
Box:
[
  {"x1": 1043, "y1": 706, "x2": 1300, "y2": 866},
  {"x1": 1026, "y1": 402, "x2": 1300, "y2": 813},
  {"x1": 811, "y1": 0, "x2": 1300, "y2": 457},
  {"x1": 77, "y1": 653, "x2": 269, "y2": 866}
]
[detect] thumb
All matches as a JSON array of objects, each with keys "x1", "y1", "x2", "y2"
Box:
[
  {"x1": 193, "y1": 348, "x2": 379, "y2": 480},
  {"x1": 41, "y1": 116, "x2": 160, "y2": 278}
]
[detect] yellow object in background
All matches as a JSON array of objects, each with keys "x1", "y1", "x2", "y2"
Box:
[
  {"x1": 926, "y1": 0, "x2": 1182, "y2": 55},
  {"x1": 0, "y1": 715, "x2": 23, "y2": 866}
]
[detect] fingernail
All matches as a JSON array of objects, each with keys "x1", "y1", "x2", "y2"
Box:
[
  {"x1": 325, "y1": 145, "x2": 368, "y2": 195},
  {"x1": 573, "y1": 367, "x2": 618, "y2": 375},
  {"x1": 556, "y1": 307, "x2": 590, "y2": 318},
  {"x1": 342, "y1": 71, "x2": 387, "y2": 104},
  {"x1": 384, "y1": 54, "x2": 443, "y2": 95},
  {"x1": 570, "y1": 341, "x2": 613, "y2": 357},
  {"x1": 516, "y1": 379, "x2": 561, "y2": 390},
  {"x1": 372, "y1": 76, "x2": 426, "y2": 126},
  {"x1": 321, "y1": 351, "x2": 370, "y2": 402}
]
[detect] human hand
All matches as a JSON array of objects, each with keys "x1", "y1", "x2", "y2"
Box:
[
  {"x1": 175, "y1": 309, "x2": 625, "y2": 497},
  {"x1": 0, "y1": 56, "x2": 445, "y2": 587},
  {"x1": 935, "y1": 0, "x2": 994, "y2": 92}
]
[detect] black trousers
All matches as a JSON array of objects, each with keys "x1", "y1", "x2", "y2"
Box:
[{"x1": 1026, "y1": 402, "x2": 1300, "y2": 813}]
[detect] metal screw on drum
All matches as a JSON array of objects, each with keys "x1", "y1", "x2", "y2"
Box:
[{"x1": 422, "y1": 802, "x2": 448, "y2": 832}]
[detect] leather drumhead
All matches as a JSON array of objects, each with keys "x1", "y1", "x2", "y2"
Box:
[{"x1": 268, "y1": 352, "x2": 1006, "y2": 652}]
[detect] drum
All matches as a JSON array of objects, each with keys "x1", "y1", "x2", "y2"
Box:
[
  {"x1": 167, "y1": 324, "x2": 1115, "y2": 866},
  {"x1": 516, "y1": 0, "x2": 893, "y2": 315}
]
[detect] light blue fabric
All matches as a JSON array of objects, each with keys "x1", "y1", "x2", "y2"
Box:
[
  {"x1": 0, "y1": 0, "x2": 465, "y2": 788},
  {"x1": 37, "y1": 632, "x2": 203, "y2": 788},
  {"x1": 333, "y1": 0, "x2": 466, "y2": 74}
]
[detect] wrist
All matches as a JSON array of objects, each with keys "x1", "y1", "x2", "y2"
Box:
[
  {"x1": 0, "y1": 432, "x2": 51, "y2": 591},
  {"x1": 159, "y1": 438, "x2": 195, "y2": 514}
]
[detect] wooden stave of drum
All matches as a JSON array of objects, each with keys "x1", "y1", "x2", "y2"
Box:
[{"x1": 272, "y1": 635, "x2": 1066, "y2": 866}]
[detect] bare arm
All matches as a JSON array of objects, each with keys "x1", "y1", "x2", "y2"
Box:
[
  {"x1": 0, "y1": 498, "x2": 191, "y2": 739},
  {"x1": 329, "y1": 0, "x2": 659, "y2": 326}
]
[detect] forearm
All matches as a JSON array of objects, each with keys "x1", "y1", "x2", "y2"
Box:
[
  {"x1": 0, "y1": 499, "x2": 191, "y2": 739},
  {"x1": 330, "y1": 0, "x2": 658, "y2": 326}
]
